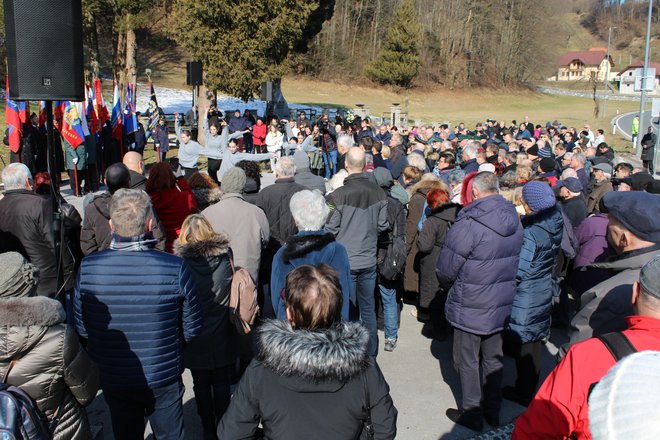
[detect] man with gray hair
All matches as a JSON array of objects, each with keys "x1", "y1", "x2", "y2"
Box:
[
  {"x1": 570, "y1": 153, "x2": 589, "y2": 196},
  {"x1": 460, "y1": 141, "x2": 481, "y2": 173},
  {"x1": 0, "y1": 163, "x2": 58, "y2": 296},
  {"x1": 336, "y1": 133, "x2": 355, "y2": 173},
  {"x1": 437, "y1": 171, "x2": 523, "y2": 430},
  {"x1": 326, "y1": 147, "x2": 389, "y2": 356},
  {"x1": 74, "y1": 188, "x2": 202, "y2": 439}
]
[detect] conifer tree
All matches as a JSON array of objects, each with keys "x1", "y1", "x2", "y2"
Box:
[
  {"x1": 364, "y1": 0, "x2": 421, "y2": 88},
  {"x1": 170, "y1": 0, "x2": 333, "y2": 101}
]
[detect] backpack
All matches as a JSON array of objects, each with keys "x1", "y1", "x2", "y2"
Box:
[
  {"x1": 377, "y1": 205, "x2": 407, "y2": 281},
  {"x1": 228, "y1": 249, "x2": 260, "y2": 335},
  {"x1": 1, "y1": 360, "x2": 54, "y2": 440},
  {"x1": 587, "y1": 332, "x2": 638, "y2": 398}
]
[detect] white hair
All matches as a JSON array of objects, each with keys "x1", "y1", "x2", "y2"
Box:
[
  {"x1": 336, "y1": 134, "x2": 355, "y2": 150},
  {"x1": 462, "y1": 143, "x2": 479, "y2": 160},
  {"x1": 289, "y1": 190, "x2": 329, "y2": 231},
  {"x1": 561, "y1": 168, "x2": 578, "y2": 179},
  {"x1": 407, "y1": 154, "x2": 427, "y2": 172},
  {"x1": 275, "y1": 156, "x2": 296, "y2": 177},
  {"x1": 1, "y1": 163, "x2": 32, "y2": 190}
]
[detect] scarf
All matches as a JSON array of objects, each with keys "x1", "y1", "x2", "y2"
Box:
[{"x1": 110, "y1": 232, "x2": 159, "y2": 251}]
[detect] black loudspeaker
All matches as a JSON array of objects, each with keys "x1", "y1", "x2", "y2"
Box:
[
  {"x1": 261, "y1": 82, "x2": 274, "y2": 101},
  {"x1": 187, "y1": 61, "x2": 203, "y2": 86},
  {"x1": 4, "y1": 0, "x2": 84, "y2": 101}
]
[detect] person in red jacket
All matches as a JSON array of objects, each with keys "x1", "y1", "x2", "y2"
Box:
[
  {"x1": 252, "y1": 118, "x2": 267, "y2": 154},
  {"x1": 513, "y1": 255, "x2": 660, "y2": 440},
  {"x1": 146, "y1": 161, "x2": 198, "y2": 253}
]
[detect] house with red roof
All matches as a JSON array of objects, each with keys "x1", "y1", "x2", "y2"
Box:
[
  {"x1": 557, "y1": 48, "x2": 614, "y2": 81},
  {"x1": 617, "y1": 60, "x2": 660, "y2": 95}
]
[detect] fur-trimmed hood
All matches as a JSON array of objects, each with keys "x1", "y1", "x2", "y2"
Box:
[
  {"x1": 0, "y1": 297, "x2": 65, "y2": 360},
  {"x1": 281, "y1": 231, "x2": 335, "y2": 263},
  {"x1": 410, "y1": 179, "x2": 445, "y2": 197},
  {"x1": 173, "y1": 233, "x2": 231, "y2": 259},
  {"x1": 257, "y1": 319, "x2": 370, "y2": 386}
]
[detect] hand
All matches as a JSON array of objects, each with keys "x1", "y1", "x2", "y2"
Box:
[
  {"x1": 204, "y1": 105, "x2": 209, "y2": 113},
  {"x1": 174, "y1": 112, "x2": 180, "y2": 119}
]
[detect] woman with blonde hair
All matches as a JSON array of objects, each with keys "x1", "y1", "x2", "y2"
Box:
[{"x1": 174, "y1": 214, "x2": 235, "y2": 440}]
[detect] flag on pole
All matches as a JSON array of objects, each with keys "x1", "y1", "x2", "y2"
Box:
[
  {"x1": 5, "y1": 76, "x2": 22, "y2": 154},
  {"x1": 61, "y1": 102, "x2": 86, "y2": 149},
  {"x1": 18, "y1": 101, "x2": 29, "y2": 125},
  {"x1": 146, "y1": 80, "x2": 160, "y2": 133},
  {"x1": 123, "y1": 83, "x2": 138, "y2": 134},
  {"x1": 38, "y1": 101, "x2": 47, "y2": 128},
  {"x1": 111, "y1": 81, "x2": 123, "y2": 143},
  {"x1": 94, "y1": 78, "x2": 109, "y2": 129},
  {"x1": 75, "y1": 102, "x2": 91, "y2": 137},
  {"x1": 86, "y1": 86, "x2": 99, "y2": 134},
  {"x1": 54, "y1": 101, "x2": 66, "y2": 132}
]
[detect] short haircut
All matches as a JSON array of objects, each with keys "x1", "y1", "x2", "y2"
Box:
[
  {"x1": 448, "y1": 168, "x2": 466, "y2": 186},
  {"x1": 187, "y1": 172, "x2": 218, "y2": 190},
  {"x1": 573, "y1": 153, "x2": 587, "y2": 165},
  {"x1": 561, "y1": 168, "x2": 578, "y2": 179},
  {"x1": 472, "y1": 171, "x2": 499, "y2": 195},
  {"x1": 402, "y1": 165, "x2": 423, "y2": 182},
  {"x1": 372, "y1": 141, "x2": 383, "y2": 153},
  {"x1": 181, "y1": 129, "x2": 192, "y2": 138},
  {"x1": 336, "y1": 134, "x2": 355, "y2": 150},
  {"x1": 462, "y1": 142, "x2": 479, "y2": 160},
  {"x1": 615, "y1": 162, "x2": 634, "y2": 175},
  {"x1": 1, "y1": 163, "x2": 32, "y2": 190},
  {"x1": 346, "y1": 147, "x2": 366, "y2": 171},
  {"x1": 359, "y1": 136, "x2": 374, "y2": 150},
  {"x1": 285, "y1": 264, "x2": 343, "y2": 330},
  {"x1": 290, "y1": 190, "x2": 329, "y2": 231},
  {"x1": 105, "y1": 163, "x2": 131, "y2": 195},
  {"x1": 426, "y1": 187, "x2": 450, "y2": 209},
  {"x1": 486, "y1": 144, "x2": 499, "y2": 155},
  {"x1": 506, "y1": 152, "x2": 518, "y2": 164},
  {"x1": 407, "y1": 154, "x2": 427, "y2": 172},
  {"x1": 275, "y1": 156, "x2": 296, "y2": 177},
  {"x1": 555, "y1": 143, "x2": 566, "y2": 152},
  {"x1": 439, "y1": 152, "x2": 456, "y2": 167},
  {"x1": 110, "y1": 188, "x2": 152, "y2": 237}
]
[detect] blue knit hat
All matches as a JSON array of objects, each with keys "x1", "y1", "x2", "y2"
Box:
[{"x1": 522, "y1": 180, "x2": 556, "y2": 212}]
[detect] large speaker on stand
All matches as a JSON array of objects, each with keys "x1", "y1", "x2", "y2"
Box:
[
  {"x1": 187, "y1": 61, "x2": 203, "y2": 86},
  {"x1": 4, "y1": 0, "x2": 85, "y2": 100}
]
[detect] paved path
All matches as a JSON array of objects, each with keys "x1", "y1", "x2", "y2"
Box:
[{"x1": 61, "y1": 174, "x2": 566, "y2": 440}]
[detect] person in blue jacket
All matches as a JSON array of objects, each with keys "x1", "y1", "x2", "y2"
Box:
[
  {"x1": 271, "y1": 190, "x2": 351, "y2": 322},
  {"x1": 74, "y1": 188, "x2": 202, "y2": 440},
  {"x1": 503, "y1": 180, "x2": 563, "y2": 407}
]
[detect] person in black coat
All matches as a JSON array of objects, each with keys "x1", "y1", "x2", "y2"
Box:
[
  {"x1": 174, "y1": 214, "x2": 236, "y2": 440},
  {"x1": 641, "y1": 126, "x2": 657, "y2": 174},
  {"x1": 417, "y1": 187, "x2": 461, "y2": 341},
  {"x1": 217, "y1": 264, "x2": 397, "y2": 440}
]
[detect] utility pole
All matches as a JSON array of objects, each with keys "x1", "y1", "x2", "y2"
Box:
[
  {"x1": 602, "y1": 26, "x2": 616, "y2": 117},
  {"x1": 637, "y1": 0, "x2": 654, "y2": 156}
]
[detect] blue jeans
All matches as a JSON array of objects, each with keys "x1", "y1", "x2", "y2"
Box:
[
  {"x1": 103, "y1": 380, "x2": 185, "y2": 440},
  {"x1": 379, "y1": 280, "x2": 398, "y2": 341},
  {"x1": 351, "y1": 266, "x2": 378, "y2": 356},
  {"x1": 323, "y1": 149, "x2": 338, "y2": 179}
]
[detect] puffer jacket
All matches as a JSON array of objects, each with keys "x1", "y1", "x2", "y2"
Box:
[
  {"x1": 80, "y1": 192, "x2": 166, "y2": 255},
  {"x1": 217, "y1": 320, "x2": 397, "y2": 440},
  {"x1": 73, "y1": 247, "x2": 202, "y2": 389},
  {"x1": 437, "y1": 194, "x2": 523, "y2": 335},
  {"x1": 508, "y1": 205, "x2": 564, "y2": 344},
  {"x1": 0, "y1": 297, "x2": 99, "y2": 440},
  {"x1": 326, "y1": 173, "x2": 389, "y2": 271},
  {"x1": 0, "y1": 190, "x2": 58, "y2": 296},
  {"x1": 174, "y1": 234, "x2": 237, "y2": 370},
  {"x1": 416, "y1": 203, "x2": 460, "y2": 309},
  {"x1": 271, "y1": 230, "x2": 352, "y2": 321}
]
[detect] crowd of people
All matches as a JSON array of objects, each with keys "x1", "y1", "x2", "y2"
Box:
[{"x1": 0, "y1": 109, "x2": 659, "y2": 440}]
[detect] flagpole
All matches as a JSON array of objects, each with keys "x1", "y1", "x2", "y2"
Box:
[{"x1": 45, "y1": 100, "x2": 64, "y2": 299}]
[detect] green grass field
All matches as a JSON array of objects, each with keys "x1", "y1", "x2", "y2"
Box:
[{"x1": 0, "y1": 77, "x2": 641, "y2": 173}]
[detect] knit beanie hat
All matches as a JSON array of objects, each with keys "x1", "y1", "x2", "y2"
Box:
[
  {"x1": 220, "y1": 167, "x2": 247, "y2": 194},
  {"x1": 0, "y1": 252, "x2": 39, "y2": 298},
  {"x1": 522, "y1": 180, "x2": 556, "y2": 212},
  {"x1": 589, "y1": 351, "x2": 660, "y2": 440},
  {"x1": 539, "y1": 157, "x2": 557, "y2": 173}
]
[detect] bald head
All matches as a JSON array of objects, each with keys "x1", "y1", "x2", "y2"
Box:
[
  {"x1": 346, "y1": 147, "x2": 366, "y2": 174},
  {"x1": 123, "y1": 151, "x2": 144, "y2": 174}
]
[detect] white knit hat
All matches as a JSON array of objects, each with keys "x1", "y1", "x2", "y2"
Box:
[{"x1": 589, "y1": 351, "x2": 660, "y2": 440}]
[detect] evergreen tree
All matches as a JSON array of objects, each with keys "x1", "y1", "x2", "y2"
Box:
[
  {"x1": 169, "y1": 0, "x2": 333, "y2": 102},
  {"x1": 364, "y1": 0, "x2": 420, "y2": 88}
]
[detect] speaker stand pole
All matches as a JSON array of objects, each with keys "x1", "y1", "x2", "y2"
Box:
[{"x1": 45, "y1": 100, "x2": 64, "y2": 300}]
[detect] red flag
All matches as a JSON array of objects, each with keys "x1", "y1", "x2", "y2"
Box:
[
  {"x1": 38, "y1": 101, "x2": 47, "y2": 128},
  {"x1": 54, "y1": 101, "x2": 66, "y2": 132},
  {"x1": 5, "y1": 76, "x2": 22, "y2": 154},
  {"x1": 61, "y1": 102, "x2": 86, "y2": 149},
  {"x1": 94, "y1": 78, "x2": 110, "y2": 129}
]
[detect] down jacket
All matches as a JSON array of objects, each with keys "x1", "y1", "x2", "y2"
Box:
[
  {"x1": 217, "y1": 320, "x2": 397, "y2": 440},
  {"x1": 0, "y1": 297, "x2": 99, "y2": 440},
  {"x1": 271, "y1": 230, "x2": 352, "y2": 321},
  {"x1": 508, "y1": 205, "x2": 564, "y2": 344},
  {"x1": 173, "y1": 234, "x2": 237, "y2": 370},
  {"x1": 73, "y1": 247, "x2": 202, "y2": 389},
  {"x1": 436, "y1": 194, "x2": 523, "y2": 335}
]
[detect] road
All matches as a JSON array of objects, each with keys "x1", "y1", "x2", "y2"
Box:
[{"x1": 61, "y1": 174, "x2": 565, "y2": 440}]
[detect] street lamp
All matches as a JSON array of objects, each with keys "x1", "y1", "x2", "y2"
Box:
[
  {"x1": 637, "y1": 0, "x2": 654, "y2": 156},
  {"x1": 602, "y1": 26, "x2": 616, "y2": 117}
]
